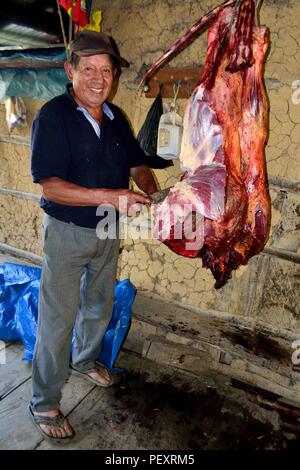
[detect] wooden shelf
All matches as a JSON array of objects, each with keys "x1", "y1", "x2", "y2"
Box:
[
  {"x1": 0, "y1": 58, "x2": 64, "y2": 69},
  {"x1": 144, "y1": 66, "x2": 203, "y2": 99}
]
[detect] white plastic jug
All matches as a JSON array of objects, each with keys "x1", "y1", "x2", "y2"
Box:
[{"x1": 157, "y1": 110, "x2": 183, "y2": 160}]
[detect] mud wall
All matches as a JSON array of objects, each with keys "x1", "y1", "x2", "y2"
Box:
[{"x1": 0, "y1": 0, "x2": 299, "y2": 333}]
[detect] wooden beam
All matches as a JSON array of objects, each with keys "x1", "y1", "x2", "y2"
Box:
[
  {"x1": 0, "y1": 59, "x2": 64, "y2": 69},
  {"x1": 0, "y1": 244, "x2": 42, "y2": 265},
  {"x1": 0, "y1": 187, "x2": 40, "y2": 202},
  {"x1": 263, "y1": 246, "x2": 300, "y2": 264}
]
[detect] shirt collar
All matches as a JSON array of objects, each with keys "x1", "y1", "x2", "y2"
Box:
[
  {"x1": 102, "y1": 102, "x2": 114, "y2": 121},
  {"x1": 64, "y1": 83, "x2": 114, "y2": 121}
]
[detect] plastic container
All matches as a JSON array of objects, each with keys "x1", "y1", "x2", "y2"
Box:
[{"x1": 157, "y1": 109, "x2": 183, "y2": 160}]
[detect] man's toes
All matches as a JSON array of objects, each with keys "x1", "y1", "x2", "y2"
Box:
[
  {"x1": 88, "y1": 370, "x2": 108, "y2": 384},
  {"x1": 99, "y1": 374, "x2": 109, "y2": 385},
  {"x1": 63, "y1": 421, "x2": 73, "y2": 437},
  {"x1": 41, "y1": 424, "x2": 66, "y2": 439},
  {"x1": 65, "y1": 426, "x2": 74, "y2": 437},
  {"x1": 100, "y1": 369, "x2": 110, "y2": 382},
  {"x1": 40, "y1": 424, "x2": 53, "y2": 438},
  {"x1": 103, "y1": 370, "x2": 109, "y2": 381},
  {"x1": 50, "y1": 425, "x2": 63, "y2": 439},
  {"x1": 56, "y1": 427, "x2": 65, "y2": 439}
]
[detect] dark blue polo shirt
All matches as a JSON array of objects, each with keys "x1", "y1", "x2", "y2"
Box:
[{"x1": 30, "y1": 84, "x2": 145, "y2": 228}]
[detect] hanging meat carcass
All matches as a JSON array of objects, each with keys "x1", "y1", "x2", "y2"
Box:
[
  {"x1": 146, "y1": 0, "x2": 271, "y2": 288},
  {"x1": 232, "y1": 26, "x2": 271, "y2": 268}
]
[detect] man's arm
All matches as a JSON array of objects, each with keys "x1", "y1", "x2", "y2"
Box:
[
  {"x1": 40, "y1": 177, "x2": 151, "y2": 214},
  {"x1": 130, "y1": 165, "x2": 158, "y2": 195}
]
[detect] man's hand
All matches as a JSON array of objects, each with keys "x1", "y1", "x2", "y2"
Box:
[
  {"x1": 130, "y1": 165, "x2": 158, "y2": 196},
  {"x1": 108, "y1": 189, "x2": 151, "y2": 215},
  {"x1": 39, "y1": 177, "x2": 151, "y2": 215}
]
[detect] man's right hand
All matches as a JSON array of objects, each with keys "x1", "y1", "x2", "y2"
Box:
[
  {"x1": 39, "y1": 177, "x2": 151, "y2": 213},
  {"x1": 108, "y1": 189, "x2": 152, "y2": 216}
]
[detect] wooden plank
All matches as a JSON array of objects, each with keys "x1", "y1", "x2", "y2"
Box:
[
  {"x1": 131, "y1": 293, "x2": 300, "y2": 403},
  {"x1": 123, "y1": 319, "x2": 158, "y2": 354},
  {"x1": 0, "y1": 374, "x2": 95, "y2": 450},
  {"x1": 220, "y1": 363, "x2": 300, "y2": 405},
  {"x1": 38, "y1": 366, "x2": 222, "y2": 451},
  {"x1": 0, "y1": 343, "x2": 31, "y2": 399},
  {"x1": 133, "y1": 294, "x2": 295, "y2": 377},
  {"x1": 263, "y1": 247, "x2": 300, "y2": 264},
  {"x1": 142, "y1": 336, "x2": 300, "y2": 405},
  {"x1": 0, "y1": 134, "x2": 30, "y2": 146},
  {"x1": 0, "y1": 243, "x2": 43, "y2": 265},
  {"x1": 268, "y1": 176, "x2": 300, "y2": 193},
  {"x1": 37, "y1": 386, "x2": 135, "y2": 450},
  {"x1": 0, "y1": 253, "x2": 39, "y2": 267},
  {"x1": 0, "y1": 187, "x2": 40, "y2": 202},
  {"x1": 145, "y1": 339, "x2": 214, "y2": 375},
  {"x1": 0, "y1": 340, "x2": 10, "y2": 352},
  {"x1": 0, "y1": 59, "x2": 64, "y2": 69},
  {"x1": 144, "y1": 67, "x2": 202, "y2": 99}
]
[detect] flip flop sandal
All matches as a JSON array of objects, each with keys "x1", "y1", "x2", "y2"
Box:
[
  {"x1": 70, "y1": 365, "x2": 115, "y2": 387},
  {"x1": 27, "y1": 404, "x2": 75, "y2": 444}
]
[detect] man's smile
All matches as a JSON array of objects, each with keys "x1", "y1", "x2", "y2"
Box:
[{"x1": 89, "y1": 87, "x2": 104, "y2": 94}]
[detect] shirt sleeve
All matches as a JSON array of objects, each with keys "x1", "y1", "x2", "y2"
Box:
[
  {"x1": 30, "y1": 108, "x2": 71, "y2": 183},
  {"x1": 128, "y1": 135, "x2": 147, "y2": 168}
]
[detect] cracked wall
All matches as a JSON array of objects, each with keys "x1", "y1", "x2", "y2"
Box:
[{"x1": 0, "y1": 0, "x2": 299, "y2": 333}]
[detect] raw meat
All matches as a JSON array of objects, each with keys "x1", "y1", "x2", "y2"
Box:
[
  {"x1": 231, "y1": 26, "x2": 271, "y2": 265},
  {"x1": 153, "y1": 1, "x2": 271, "y2": 288}
]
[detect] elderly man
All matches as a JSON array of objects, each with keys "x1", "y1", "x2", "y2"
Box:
[{"x1": 28, "y1": 30, "x2": 157, "y2": 443}]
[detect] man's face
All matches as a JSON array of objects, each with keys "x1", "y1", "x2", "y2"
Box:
[{"x1": 65, "y1": 54, "x2": 115, "y2": 110}]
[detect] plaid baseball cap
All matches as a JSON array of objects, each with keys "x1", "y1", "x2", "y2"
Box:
[{"x1": 70, "y1": 30, "x2": 129, "y2": 67}]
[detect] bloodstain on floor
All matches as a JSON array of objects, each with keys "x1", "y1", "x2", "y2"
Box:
[{"x1": 100, "y1": 370, "x2": 300, "y2": 450}]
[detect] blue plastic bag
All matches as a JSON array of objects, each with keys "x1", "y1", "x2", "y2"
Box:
[
  {"x1": 97, "y1": 280, "x2": 135, "y2": 370},
  {"x1": 0, "y1": 262, "x2": 135, "y2": 368},
  {"x1": 0, "y1": 264, "x2": 20, "y2": 341},
  {"x1": 0, "y1": 263, "x2": 41, "y2": 344}
]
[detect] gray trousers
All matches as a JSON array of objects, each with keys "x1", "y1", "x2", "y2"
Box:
[{"x1": 31, "y1": 214, "x2": 120, "y2": 412}]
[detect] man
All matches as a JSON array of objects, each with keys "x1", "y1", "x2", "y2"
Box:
[{"x1": 28, "y1": 30, "x2": 157, "y2": 443}]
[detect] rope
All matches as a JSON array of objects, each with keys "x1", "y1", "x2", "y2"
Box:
[
  {"x1": 56, "y1": 0, "x2": 69, "y2": 60},
  {"x1": 69, "y1": 14, "x2": 73, "y2": 44},
  {"x1": 172, "y1": 81, "x2": 181, "y2": 104},
  {"x1": 255, "y1": 0, "x2": 263, "y2": 26}
]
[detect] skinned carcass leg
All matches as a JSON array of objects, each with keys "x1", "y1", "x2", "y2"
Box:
[
  {"x1": 232, "y1": 26, "x2": 271, "y2": 264},
  {"x1": 201, "y1": 26, "x2": 270, "y2": 287},
  {"x1": 200, "y1": 25, "x2": 249, "y2": 287}
]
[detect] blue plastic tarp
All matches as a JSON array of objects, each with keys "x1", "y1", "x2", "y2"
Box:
[
  {"x1": 0, "y1": 48, "x2": 69, "y2": 101},
  {"x1": 0, "y1": 69, "x2": 69, "y2": 101},
  {"x1": 0, "y1": 262, "x2": 135, "y2": 369},
  {"x1": 0, "y1": 49, "x2": 67, "y2": 62}
]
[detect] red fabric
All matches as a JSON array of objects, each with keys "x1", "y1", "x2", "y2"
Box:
[{"x1": 59, "y1": 0, "x2": 89, "y2": 27}]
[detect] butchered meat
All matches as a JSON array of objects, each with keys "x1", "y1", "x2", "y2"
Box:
[{"x1": 153, "y1": 0, "x2": 271, "y2": 288}]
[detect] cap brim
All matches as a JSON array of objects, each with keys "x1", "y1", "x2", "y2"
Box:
[{"x1": 74, "y1": 49, "x2": 129, "y2": 67}]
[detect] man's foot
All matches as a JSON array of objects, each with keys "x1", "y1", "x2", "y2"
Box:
[
  {"x1": 86, "y1": 368, "x2": 112, "y2": 386},
  {"x1": 28, "y1": 404, "x2": 75, "y2": 442},
  {"x1": 71, "y1": 364, "x2": 116, "y2": 387}
]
